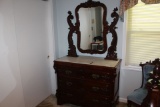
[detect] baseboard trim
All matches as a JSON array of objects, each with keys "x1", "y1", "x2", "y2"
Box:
[{"x1": 119, "y1": 98, "x2": 127, "y2": 103}]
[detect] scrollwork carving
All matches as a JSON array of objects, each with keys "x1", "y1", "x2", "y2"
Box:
[
  {"x1": 67, "y1": 11, "x2": 78, "y2": 57},
  {"x1": 105, "y1": 8, "x2": 119, "y2": 60}
]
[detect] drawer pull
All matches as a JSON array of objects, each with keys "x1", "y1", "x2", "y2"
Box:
[
  {"x1": 92, "y1": 74, "x2": 100, "y2": 79},
  {"x1": 105, "y1": 98, "x2": 109, "y2": 100},
  {"x1": 92, "y1": 99, "x2": 100, "y2": 103},
  {"x1": 102, "y1": 88, "x2": 109, "y2": 92},
  {"x1": 102, "y1": 75, "x2": 110, "y2": 79},
  {"x1": 79, "y1": 69, "x2": 83, "y2": 72},
  {"x1": 66, "y1": 93, "x2": 73, "y2": 97},
  {"x1": 66, "y1": 82, "x2": 72, "y2": 86},
  {"x1": 65, "y1": 70, "x2": 72, "y2": 74},
  {"x1": 92, "y1": 87, "x2": 99, "y2": 91}
]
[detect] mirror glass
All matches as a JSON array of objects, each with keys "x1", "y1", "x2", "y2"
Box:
[{"x1": 79, "y1": 7, "x2": 104, "y2": 51}]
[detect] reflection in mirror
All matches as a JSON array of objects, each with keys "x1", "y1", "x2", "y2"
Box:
[{"x1": 79, "y1": 7, "x2": 104, "y2": 51}]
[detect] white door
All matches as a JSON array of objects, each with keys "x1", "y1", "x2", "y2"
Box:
[
  {"x1": 0, "y1": 0, "x2": 25, "y2": 107},
  {"x1": 13, "y1": 0, "x2": 52, "y2": 107},
  {"x1": 79, "y1": 8, "x2": 92, "y2": 50}
]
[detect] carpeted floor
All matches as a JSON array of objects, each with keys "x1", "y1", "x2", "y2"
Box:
[{"x1": 36, "y1": 95, "x2": 127, "y2": 107}]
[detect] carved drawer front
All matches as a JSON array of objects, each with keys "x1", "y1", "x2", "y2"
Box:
[
  {"x1": 85, "y1": 70, "x2": 116, "y2": 81},
  {"x1": 84, "y1": 80, "x2": 113, "y2": 95},
  {"x1": 58, "y1": 77, "x2": 83, "y2": 90},
  {"x1": 57, "y1": 91, "x2": 84, "y2": 105},
  {"x1": 57, "y1": 66, "x2": 85, "y2": 78},
  {"x1": 84, "y1": 93, "x2": 112, "y2": 107}
]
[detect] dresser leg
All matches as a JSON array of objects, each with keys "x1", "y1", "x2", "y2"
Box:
[{"x1": 57, "y1": 99, "x2": 64, "y2": 105}]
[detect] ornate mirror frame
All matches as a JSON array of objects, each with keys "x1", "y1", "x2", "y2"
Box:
[{"x1": 67, "y1": 0, "x2": 119, "y2": 60}]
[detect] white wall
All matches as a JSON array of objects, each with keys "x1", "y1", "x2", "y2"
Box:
[
  {"x1": 54, "y1": 0, "x2": 142, "y2": 101},
  {"x1": 0, "y1": 0, "x2": 54, "y2": 107}
]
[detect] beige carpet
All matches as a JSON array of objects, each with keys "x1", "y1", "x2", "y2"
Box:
[{"x1": 36, "y1": 95, "x2": 127, "y2": 107}]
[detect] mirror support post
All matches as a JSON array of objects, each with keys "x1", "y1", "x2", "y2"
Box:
[
  {"x1": 67, "y1": 11, "x2": 78, "y2": 57},
  {"x1": 105, "y1": 8, "x2": 119, "y2": 60}
]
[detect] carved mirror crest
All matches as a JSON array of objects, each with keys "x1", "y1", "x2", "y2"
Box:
[{"x1": 67, "y1": 0, "x2": 119, "y2": 60}]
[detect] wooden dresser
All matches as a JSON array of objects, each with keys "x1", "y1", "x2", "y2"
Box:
[{"x1": 54, "y1": 56, "x2": 121, "y2": 107}]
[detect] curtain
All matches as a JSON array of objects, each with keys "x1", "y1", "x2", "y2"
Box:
[
  {"x1": 119, "y1": 0, "x2": 138, "y2": 17},
  {"x1": 141, "y1": 0, "x2": 160, "y2": 4},
  {"x1": 119, "y1": 0, "x2": 160, "y2": 18}
]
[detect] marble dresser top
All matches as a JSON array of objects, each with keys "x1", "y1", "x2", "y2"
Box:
[{"x1": 55, "y1": 56, "x2": 121, "y2": 68}]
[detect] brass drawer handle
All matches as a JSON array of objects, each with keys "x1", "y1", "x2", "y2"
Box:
[
  {"x1": 102, "y1": 75, "x2": 110, "y2": 79},
  {"x1": 66, "y1": 82, "x2": 72, "y2": 86},
  {"x1": 79, "y1": 69, "x2": 83, "y2": 72},
  {"x1": 92, "y1": 87, "x2": 100, "y2": 91},
  {"x1": 101, "y1": 88, "x2": 109, "y2": 92},
  {"x1": 66, "y1": 93, "x2": 73, "y2": 97},
  {"x1": 92, "y1": 74, "x2": 100, "y2": 79},
  {"x1": 92, "y1": 99, "x2": 99, "y2": 103},
  {"x1": 65, "y1": 70, "x2": 72, "y2": 74},
  {"x1": 105, "y1": 98, "x2": 109, "y2": 100}
]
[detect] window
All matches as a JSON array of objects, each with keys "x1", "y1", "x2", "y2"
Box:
[{"x1": 126, "y1": 0, "x2": 160, "y2": 66}]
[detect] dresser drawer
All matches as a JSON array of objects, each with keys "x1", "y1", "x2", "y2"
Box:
[
  {"x1": 85, "y1": 70, "x2": 116, "y2": 82},
  {"x1": 84, "y1": 80, "x2": 113, "y2": 95},
  {"x1": 57, "y1": 91, "x2": 84, "y2": 105},
  {"x1": 56, "y1": 66, "x2": 85, "y2": 78},
  {"x1": 84, "y1": 93, "x2": 112, "y2": 107},
  {"x1": 58, "y1": 77, "x2": 83, "y2": 90}
]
